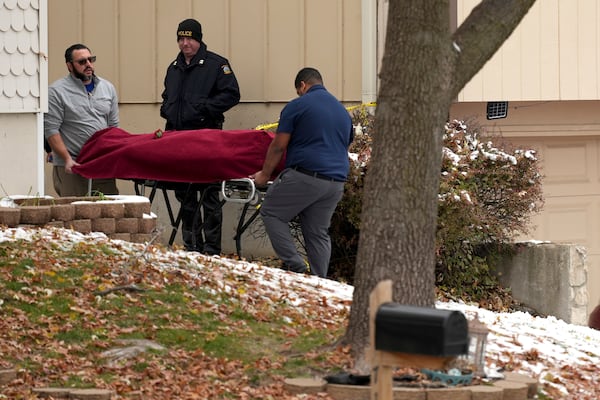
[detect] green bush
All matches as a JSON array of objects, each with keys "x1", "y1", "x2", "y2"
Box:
[
  {"x1": 329, "y1": 106, "x2": 372, "y2": 283},
  {"x1": 329, "y1": 110, "x2": 544, "y2": 302}
]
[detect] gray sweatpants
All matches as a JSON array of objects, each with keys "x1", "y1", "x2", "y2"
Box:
[{"x1": 260, "y1": 168, "x2": 345, "y2": 278}]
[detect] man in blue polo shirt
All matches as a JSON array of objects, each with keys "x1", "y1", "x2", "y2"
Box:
[{"x1": 252, "y1": 67, "x2": 353, "y2": 278}]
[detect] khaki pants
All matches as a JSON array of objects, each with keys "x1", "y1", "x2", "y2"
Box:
[{"x1": 53, "y1": 166, "x2": 119, "y2": 197}]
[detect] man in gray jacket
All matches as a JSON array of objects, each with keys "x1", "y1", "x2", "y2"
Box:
[{"x1": 44, "y1": 43, "x2": 120, "y2": 196}]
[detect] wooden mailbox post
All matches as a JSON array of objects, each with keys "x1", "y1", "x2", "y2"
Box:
[{"x1": 369, "y1": 280, "x2": 469, "y2": 400}]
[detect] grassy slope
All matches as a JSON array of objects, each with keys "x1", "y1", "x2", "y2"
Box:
[{"x1": 0, "y1": 228, "x2": 353, "y2": 399}]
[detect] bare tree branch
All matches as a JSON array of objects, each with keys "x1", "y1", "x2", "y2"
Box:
[{"x1": 451, "y1": 0, "x2": 537, "y2": 96}]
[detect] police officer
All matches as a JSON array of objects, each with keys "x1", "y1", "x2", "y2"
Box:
[{"x1": 160, "y1": 18, "x2": 241, "y2": 254}]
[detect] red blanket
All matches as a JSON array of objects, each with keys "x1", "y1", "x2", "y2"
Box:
[{"x1": 72, "y1": 127, "x2": 283, "y2": 183}]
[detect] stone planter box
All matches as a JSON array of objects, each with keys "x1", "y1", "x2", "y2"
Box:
[
  {"x1": 99, "y1": 202, "x2": 125, "y2": 218},
  {"x1": 73, "y1": 202, "x2": 103, "y2": 219},
  {"x1": 68, "y1": 219, "x2": 92, "y2": 234},
  {"x1": 284, "y1": 372, "x2": 536, "y2": 400},
  {"x1": 51, "y1": 204, "x2": 75, "y2": 221},
  {"x1": 131, "y1": 233, "x2": 152, "y2": 243},
  {"x1": 139, "y1": 214, "x2": 157, "y2": 234},
  {"x1": 115, "y1": 218, "x2": 139, "y2": 233},
  {"x1": 46, "y1": 220, "x2": 65, "y2": 228},
  {"x1": 19, "y1": 205, "x2": 51, "y2": 225},
  {"x1": 0, "y1": 207, "x2": 20, "y2": 227},
  {"x1": 0, "y1": 195, "x2": 153, "y2": 245},
  {"x1": 110, "y1": 233, "x2": 131, "y2": 241},
  {"x1": 124, "y1": 201, "x2": 151, "y2": 218},
  {"x1": 92, "y1": 218, "x2": 116, "y2": 234}
]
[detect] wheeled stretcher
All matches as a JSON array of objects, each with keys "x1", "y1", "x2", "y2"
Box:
[
  {"x1": 72, "y1": 127, "x2": 282, "y2": 255},
  {"x1": 133, "y1": 178, "x2": 268, "y2": 256}
]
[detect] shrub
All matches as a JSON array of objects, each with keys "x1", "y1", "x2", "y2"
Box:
[
  {"x1": 329, "y1": 110, "x2": 544, "y2": 301},
  {"x1": 436, "y1": 120, "x2": 543, "y2": 298},
  {"x1": 329, "y1": 107, "x2": 373, "y2": 282}
]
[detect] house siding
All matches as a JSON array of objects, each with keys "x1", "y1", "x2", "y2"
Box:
[
  {"x1": 458, "y1": 0, "x2": 600, "y2": 102},
  {"x1": 0, "y1": 0, "x2": 44, "y2": 112},
  {"x1": 0, "y1": 0, "x2": 46, "y2": 194},
  {"x1": 47, "y1": 0, "x2": 362, "y2": 106}
]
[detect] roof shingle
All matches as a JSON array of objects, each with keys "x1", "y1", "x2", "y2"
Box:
[{"x1": 0, "y1": 0, "x2": 41, "y2": 112}]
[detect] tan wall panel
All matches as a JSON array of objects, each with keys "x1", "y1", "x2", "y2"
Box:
[
  {"x1": 520, "y1": 2, "x2": 541, "y2": 100},
  {"x1": 194, "y1": 0, "x2": 228, "y2": 55},
  {"x1": 82, "y1": 0, "x2": 118, "y2": 86},
  {"x1": 118, "y1": 0, "x2": 156, "y2": 102},
  {"x1": 592, "y1": 202, "x2": 600, "y2": 254},
  {"x1": 47, "y1": 0, "x2": 82, "y2": 82},
  {"x1": 224, "y1": 102, "x2": 285, "y2": 130},
  {"x1": 305, "y1": 0, "x2": 342, "y2": 95},
  {"x1": 558, "y1": 2, "x2": 578, "y2": 99},
  {"x1": 47, "y1": 0, "x2": 361, "y2": 105},
  {"x1": 229, "y1": 0, "x2": 266, "y2": 102},
  {"x1": 510, "y1": 136, "x2": 600, "y2": 199},
  {"x1": 119, "y1": 104, "x2": 164, "y2": 133},
  {"x1": 266, "y1": 0, "x2": 303, "y2": 100},
  {"x1": 481, "y1": 48, "x2": 502, "y2": 100},
  {"x1": 342, "y1": 0, "x2": 362, "y2": 99},
  {"x1": 458, "y1": 0, "x2": 600, "y2": 102},
  {"x1": 460, "y1": 71, "x2": 483, "y2": 100},
  {"x1": 543, "y1": 200, "x2": 591, "y2": 246},
  {"x1": 0, "y1": 115, "x2": 40, "y2": 195},
  {"x1": 543, "y1": 141, "x2": 593, "y2": 185},
  {"x1": 156, "y1": 0, "x2": 193, "y2": 102},
  {"x1": 539, "y1": 0, "x2": 560, "y2": 100},
  {"x1": 116, "y1": 103, "x2": 287, "y2": 134},
  {"x1": 577, "y1": 0, "x2": 599, "y2": 99},
  {"x1": 500, "y1": 25, "x2": 521, "y2": 99}
]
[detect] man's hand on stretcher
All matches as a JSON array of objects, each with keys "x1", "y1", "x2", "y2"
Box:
[
  {"x1": 250, "y1": 170, "x2": 270, "y2": 188},
  {"x1": 251, "y1": 131, "x2": 288, "y2": 188}
]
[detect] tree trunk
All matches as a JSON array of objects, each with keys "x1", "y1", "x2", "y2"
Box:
[{"x1": 344, "y1": 0, "x2": 536, "y2": 372}]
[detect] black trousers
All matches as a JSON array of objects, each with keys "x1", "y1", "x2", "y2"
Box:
[{"x1": 175, "y1": 185, "x2": 222, "y2": 255}]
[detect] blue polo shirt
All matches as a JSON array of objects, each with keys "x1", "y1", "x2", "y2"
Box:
[{"x1": 277, "y1": 84, "x2": 353, "y2": 181}]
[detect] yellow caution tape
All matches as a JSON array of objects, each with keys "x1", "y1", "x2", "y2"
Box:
[
  {"x1": 255, "y1": 122, "x2": 280, "y2": 131},
  {"x1": 346, "y1": 101, "x2": 377, "y2": 112},
  {"x1": 254, "y1": 102, "x2": 377, "y2": 131}
]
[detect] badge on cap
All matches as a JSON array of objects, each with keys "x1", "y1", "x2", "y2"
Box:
[{"x1": 222, "y1": 65, "x2": 232, "y2": 75}]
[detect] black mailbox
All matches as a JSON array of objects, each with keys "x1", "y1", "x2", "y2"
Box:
[{"x1": 375, "y1": 303, "x2": 469, "y2": 356}]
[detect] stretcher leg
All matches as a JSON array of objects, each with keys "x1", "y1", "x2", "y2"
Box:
[
  {"x1": 135, "y1": 180, "x2": 191, "y2": 247},
  {"x1": 186, "y1": 188, "x2": 227, "y2": 252},
  {"x1": 133, "y1": 180, "x2": 159, "y2": 202},
  {"x1": 133, "y1": 179, "x2": 264, "y2": 254},
  {"x1": 168, "y1": 184, "x2": 194, "y2": 246},
  {"x1": 234, "y1": 203, "x2": 261, "y2": 257}
]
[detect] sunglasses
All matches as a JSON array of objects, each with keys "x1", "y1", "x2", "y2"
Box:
[{"x1": 72, "y1": 56, "x2": 97, "y2": 66}]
